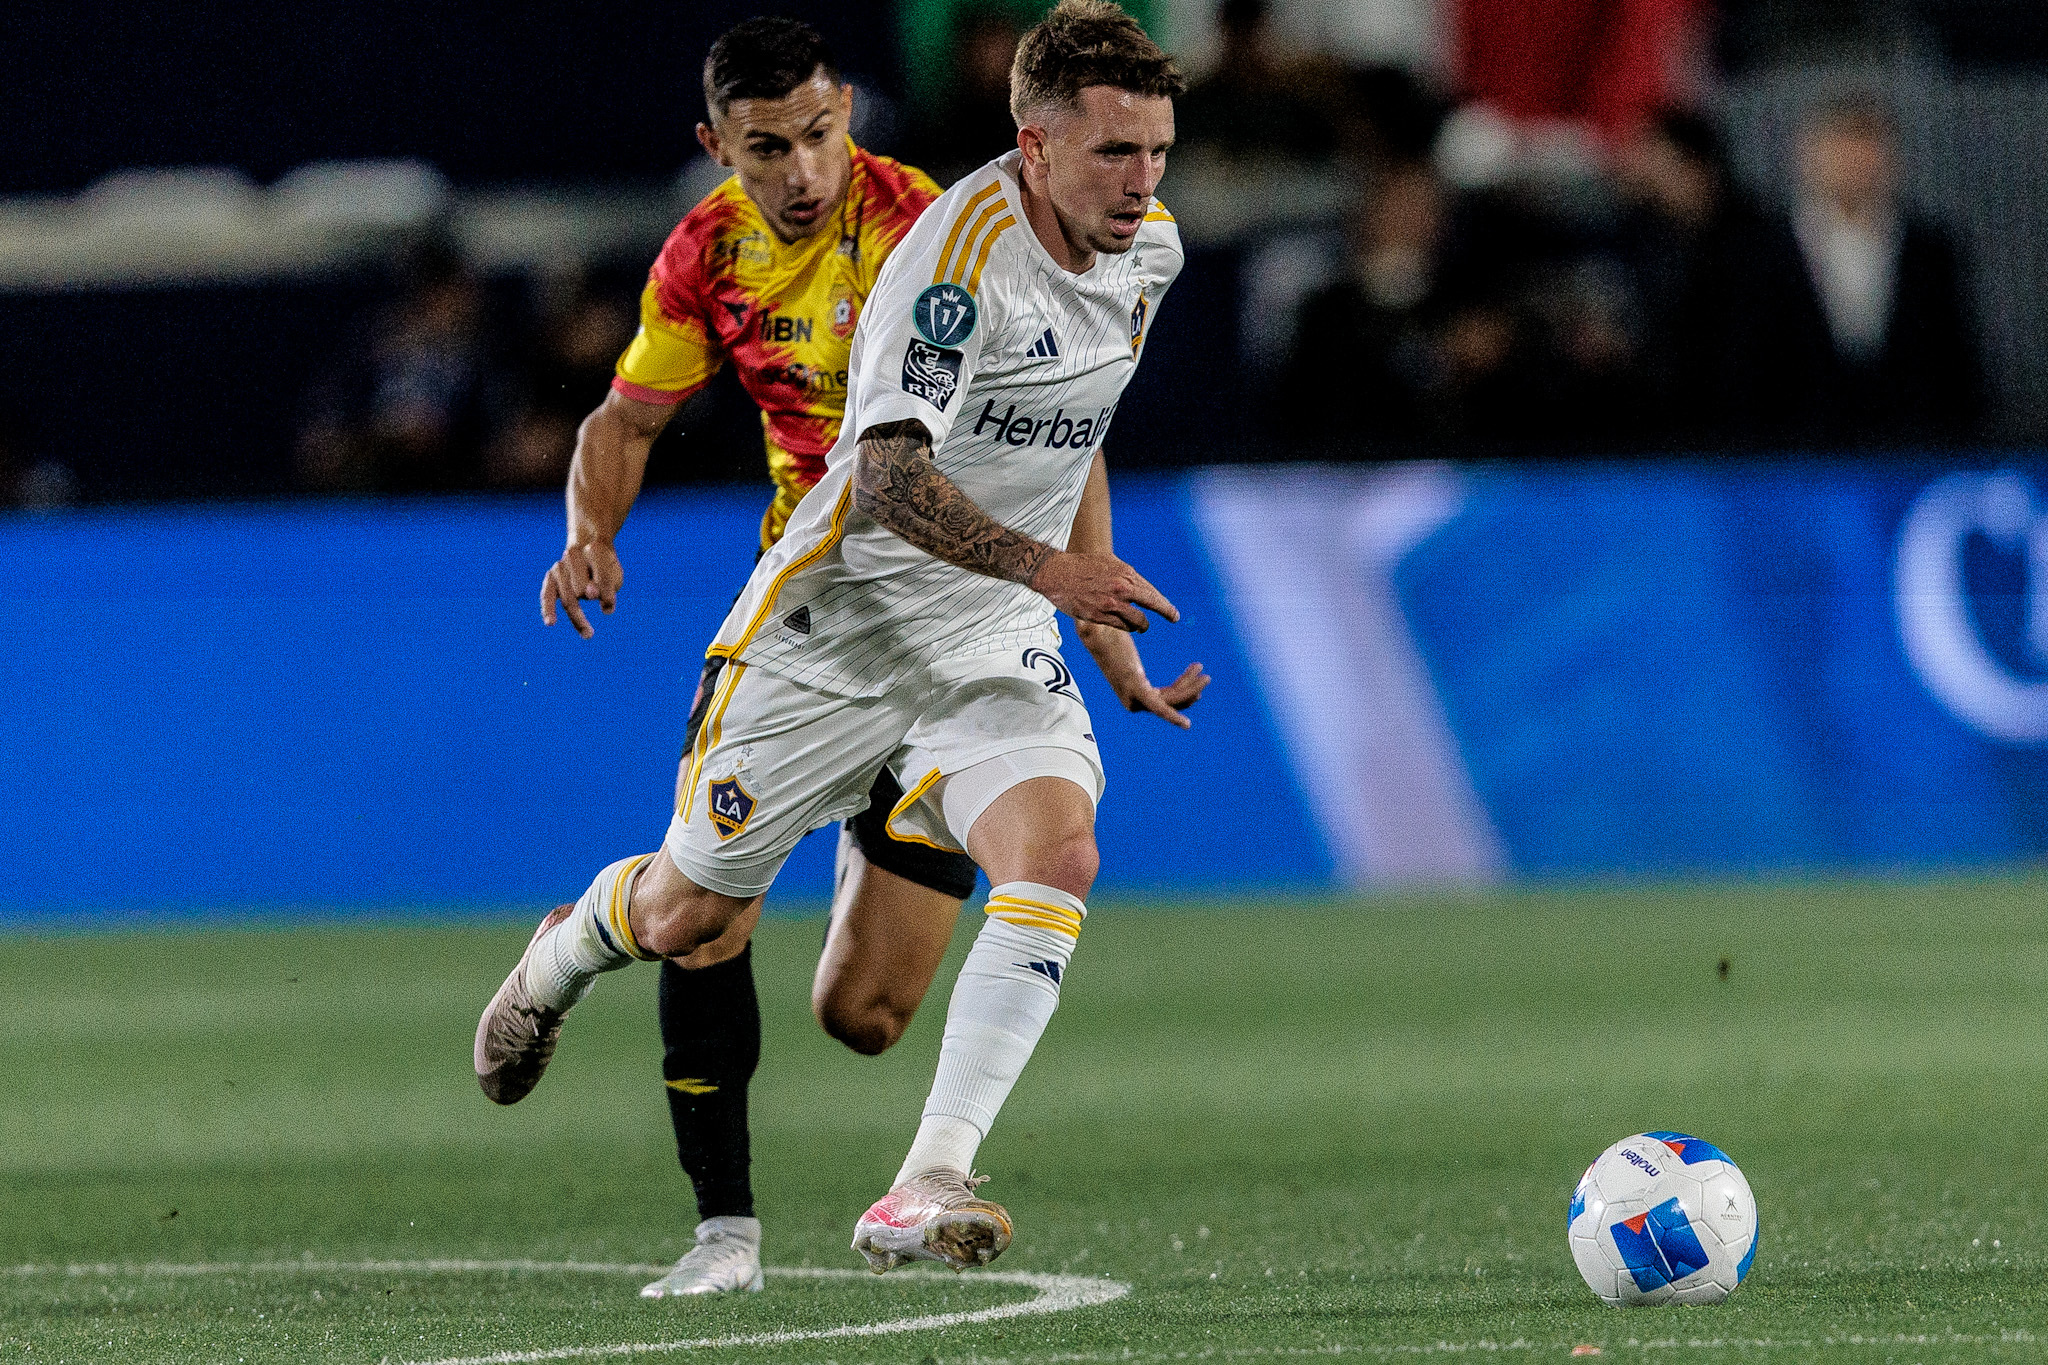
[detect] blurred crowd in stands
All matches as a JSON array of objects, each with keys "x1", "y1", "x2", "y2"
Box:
[
  {"x1": 60, "y1": 0, "x2": 1986, "y2": 506},
  {"x1": 1270, "y1": 85, "x2": 1978, "y2": 458}
]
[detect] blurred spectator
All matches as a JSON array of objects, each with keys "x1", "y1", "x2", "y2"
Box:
[
  {"x1": 297, "y1": 239, "x2": 509, "y2": 493},
  {"x1": 1455, "y1": 0, "x2": 1707, "y2": 147},
  {"x1": 1178, "y1": 0, "x2": 1342, "y2": 162},
  {"x1": 486, "y1": 278, "x2": 637, "y2": 489},
  {"x1": 897, "y1": 7, "x2": 1025, "y2": 187},
  {"x1": 1610, "y1": 109, "x2": 1800, "y2": 447},
  {"x1": 1272, "y1": 157, "x2": 1570, "y2": 451},
  {"x1": 1772, "y1": 95, "x2": 1981, "y2": 447},
  {"x1": 0, "y1": 409, "x2": 78, "y2": 511},
  {"x1": 1278, "y1": 149, "x2": 1664, "y2": 455},
  {"x1": 1275, "y1": 158, "x2": 1453, "y2": 448},
  {"x1": 896, "y1": 0, "x2": 1163, "y2": 126}
]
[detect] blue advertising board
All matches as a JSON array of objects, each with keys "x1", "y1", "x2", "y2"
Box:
[
  {"x1": 5, "y1": 460, "x2": 2046, "y2": 920},
  {"x1": 0, "y1": 481, "x2": 1317, "y2": 919},
  {"x1": 1191, "y1": 461, "x2": 2048, "y2": 884}
]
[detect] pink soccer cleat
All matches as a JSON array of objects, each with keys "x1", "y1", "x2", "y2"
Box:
[{"x1": 851, "y1": 1168, "x2": 1013, "y2": 1273}]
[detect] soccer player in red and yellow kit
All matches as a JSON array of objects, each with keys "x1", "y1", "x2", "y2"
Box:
[
  {"x1": 609, "y1": 103, "x2": 933, "y2": 550},
  {"x1": 531, "y1": 20, "x2": 972, "y2": 1299}
]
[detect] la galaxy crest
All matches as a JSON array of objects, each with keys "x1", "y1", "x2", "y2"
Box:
[{"x1": 707, "y1": 774, "x2": 757, "y2": 841}]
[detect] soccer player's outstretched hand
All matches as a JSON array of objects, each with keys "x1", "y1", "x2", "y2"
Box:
[
  {"x1": 1077, "y1": 620, "x2": 1209, "y2": 729},
  {"x1": 541, "y1": 540, "x2": 624, "y2": 639},
  {"x1": 1031, "y1": 551, "x2": 1178, "y2": 632}
]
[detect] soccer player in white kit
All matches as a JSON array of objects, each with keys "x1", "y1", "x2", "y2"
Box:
[{"x1": 476, "y1": 0, "x2": 1190, "y2": 1273}]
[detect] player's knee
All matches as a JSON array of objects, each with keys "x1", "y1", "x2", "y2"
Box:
[
  {"x1": 1021, "y1": 824, "x2": 1098, "y2": 901},
  {"x1": 632, "y1": 858, "x2": 747, "y2": 960},
  {"x1": 813, "y1": 982, "x2": 913, "y2": 1056}
]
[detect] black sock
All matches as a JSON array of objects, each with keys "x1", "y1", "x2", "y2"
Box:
[{"x1": 658, "y1": 944, "x2": 760, "y2": 1221}]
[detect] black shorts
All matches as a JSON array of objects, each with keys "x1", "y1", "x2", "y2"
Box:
[{"x1": 684, "y1": 656, "x2": 980, "y2": 902}]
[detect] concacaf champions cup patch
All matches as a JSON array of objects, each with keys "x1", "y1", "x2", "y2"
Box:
[
  {"x1": 902, "y1": 339, "x2": 963, "y2": 410},
  {"x1": 707, "y1": 775, "x2": 758, "y2": 840}
]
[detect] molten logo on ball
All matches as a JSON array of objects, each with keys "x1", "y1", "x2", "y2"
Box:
[{"x1": 1568, "y1": 1131, "x2": 1759, "y2": 1306}]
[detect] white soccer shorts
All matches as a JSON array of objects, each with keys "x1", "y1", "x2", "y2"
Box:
[{"x1": 664, "y1": 648, "x2": 1104, "y2": 899}]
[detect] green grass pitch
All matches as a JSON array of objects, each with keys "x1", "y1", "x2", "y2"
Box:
[{"x1": 4, "y1": 877, "x2": 2047, "y2": 1363}]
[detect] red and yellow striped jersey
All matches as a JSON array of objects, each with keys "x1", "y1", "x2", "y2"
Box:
[{"x1": 612, "y1": 142, "x2": 940, "y2": 547}]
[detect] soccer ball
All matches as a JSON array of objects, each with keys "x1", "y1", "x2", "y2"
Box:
[{"x1": 1568, "y1": 1131, "x2": 1758, "y2": 1306}]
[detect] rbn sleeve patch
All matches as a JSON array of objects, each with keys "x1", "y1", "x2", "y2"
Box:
[{"x1": 901, "y1": 339, "x2": 964, "y2": 411}]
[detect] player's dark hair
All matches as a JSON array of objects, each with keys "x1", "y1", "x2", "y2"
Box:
[
  {"x1": 1010, "y1": 0, "x2": 1186, "y2": 125},
  {"x1": 703, "y1": 17, "x2": 839, "y2": 121}
]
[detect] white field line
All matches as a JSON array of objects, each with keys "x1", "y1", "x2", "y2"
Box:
[
  {"x1": 1, "y1": 1258, "x2": 1131, "y2": 1364},
  {"x1": 14, "y1": 1262, "x2": 2038, "y2": 1360},
  {"x1": 908, "y1": 1331, "x2": 2047, "y2": 1362},
  {"x1": 4, "y1": 1259, "x2": 674, "y2": 1278}
]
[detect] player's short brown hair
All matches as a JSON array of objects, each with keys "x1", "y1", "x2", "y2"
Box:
[{"x1": 1009, "y1": 0, "x2": 1186, "y2": 125}]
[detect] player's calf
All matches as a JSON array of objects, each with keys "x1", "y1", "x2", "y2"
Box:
[{"x1": 475, "y1": 851, "x2": 750, "y2": 1105}]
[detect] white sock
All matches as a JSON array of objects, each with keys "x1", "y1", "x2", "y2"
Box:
[
  {"x1": 526, "y1": 854, "x2": 657, "y2": 1010},
  {"x1": 894, "y1": 882, "x2": 1083, "y2": 1185}
]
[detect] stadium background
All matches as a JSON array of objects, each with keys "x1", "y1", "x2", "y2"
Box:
[
  {"x1": 6, "y1": 0, "x2": 2048, "y2": 911},
  {"x1": 10, "y1": 5, "x2": 2048, "y2": 1363}
]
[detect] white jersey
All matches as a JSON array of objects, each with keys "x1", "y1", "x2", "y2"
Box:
[{"x1": 706, "y1": 149, "x2": 1184, "y2": 698}]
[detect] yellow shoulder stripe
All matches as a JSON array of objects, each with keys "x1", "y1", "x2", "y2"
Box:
[
  {"x1": 948, "y1": 198, "x2": 1009, "y2": 286},
  {"x1": 1144, "y1": 199, "x2": 1175, "y2": 223},
  {"x1": 935, "y1": 182, "x2": 1005, "y2": 284},
  {"x1": 708, "y1": 485, "x2": 853, "y2": 660},
  {"x1": 966, "y1": 215, "x2": 1015, "y2": 293}
]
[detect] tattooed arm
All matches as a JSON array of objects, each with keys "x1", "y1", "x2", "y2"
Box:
[
  {"x1": 853, "y1": 419, "x2": 1180, "y2": 632},
  {"x1": 853, "y1": 419, "x2": 1057, "y2": 585}
]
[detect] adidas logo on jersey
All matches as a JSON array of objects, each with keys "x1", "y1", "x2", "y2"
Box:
[
  {"x1": 781, "y1": 605, "x2": 812, "y2": 637},
  {"x1": 1016, "y1": 959, "x2": 1063, "y2": 984},
  {"x1": 1024, "y1": 327, "x2": 1060, "y2": 359}
]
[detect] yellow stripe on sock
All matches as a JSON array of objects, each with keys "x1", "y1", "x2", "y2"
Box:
[
  {"x1": 988, "y1": 894, "x2": 1083, "y2": 925},
  {"x1": 987, "y1": 907, "x2": 1082, "y2": 939},
  {"x1": 609, "y1": 853, "x2": 659, "y2": 961},
  {"x1": 988, "y1": 894, "x2": 1087, "y2": 923}
]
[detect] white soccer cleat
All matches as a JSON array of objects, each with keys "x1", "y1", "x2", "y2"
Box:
[
  {"x1": 851, "y1": 1168, "x2": 1012, "y2": 1273},
  {"x1": 640, "y1": 1216, "x2": 765, "y2": 1298}
]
